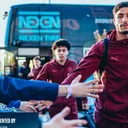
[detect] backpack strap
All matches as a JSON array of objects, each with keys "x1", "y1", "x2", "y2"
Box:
[{"x1": 99, "y1": 38, "x2": 109, "y2": 75}]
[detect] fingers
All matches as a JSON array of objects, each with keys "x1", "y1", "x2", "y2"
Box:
[
  {"x1": 22, "y1": 105, "x2": 37, "y2": 112},
  {"x1": 84, "y1": 80, "x2": 104, "y2": 90},
  {"x1": 34, "y1": 104, "x2": 48, "y2": 111},
  {"x1": 32, "y1": 101, "x2": 52, "y2": 111},
  {"x1": 27, "y1": 106, "x2": 37, "y2": 112},
  {"x1": 29, "y1": 100, "x2": 40, "y2": 106},
  {"x1": 89, "y1": 84, "x2": 104, "y2": 91},
  {"x1": 38, "y1": 105, "x2": 47, "y2": 111},
  {"x1": 71, "y1": 75, "x2": 82, "y2": 85},
  {"x1": 86, "y1": 84, "x2": 104, "y2": 98},
  {"x1": 83, "y1": 83, "x2": 104, "y2": 98},
  {"x1": 89, "y1": 88, "x2": 103, "y2": 93},
  {"x1": 87, "y1": 93, "x2": 99, "y2": 98},
  {"x1": 84, "y1": 79, "x2": 100, "y2": 86},
  {"x1": 34, "y1": 104, "x2": 43, "y2": 109},
  {"x1": 40, "y1": 101, "x2": 53, "y2": 106},
  {"x1": 58, "y1": 107, "x2": 70, "y2": 119},
  {"x1": 66, "y1": 119, "x2": 87, "y2": 127}
]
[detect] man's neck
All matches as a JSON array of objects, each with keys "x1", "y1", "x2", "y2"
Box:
[
  {"x1": 116, "y1": 31, "x2": 128, "y2": 40},
  {"x1": 57, "y1": 59, "x2": 67, "y2": 65}
]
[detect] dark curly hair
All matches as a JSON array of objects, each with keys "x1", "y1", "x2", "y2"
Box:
[
  {"x1": 113, "y1": 1, "x2": 128, "y2": 16},
  {"x1": 51, "y1": 39, "x2": 70, "y2": 51}
]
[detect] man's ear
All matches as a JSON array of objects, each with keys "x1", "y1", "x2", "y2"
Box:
[{"x1": 52, "y1": 50, "x2": 55, "y2": 56}]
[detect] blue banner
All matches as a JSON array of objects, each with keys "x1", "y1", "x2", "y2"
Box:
[{"x1": 0, "y1": 112, "x2": 38, "y2": 128}]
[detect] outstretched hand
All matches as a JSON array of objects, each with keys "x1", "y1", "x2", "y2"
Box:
[
  {"x1": 71, "y1": 75, "x2": 104, "y2": 98},
  {"x1": 43, "y1": 107, "x2": 87, "y2": 128}
]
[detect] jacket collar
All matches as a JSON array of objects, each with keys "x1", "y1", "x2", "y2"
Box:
[
  {"x1": 52, "y1": 58, "x2": 69, "y2": 67},
  {"x1": 108, "y1": 29, "x2": 128, "y2": 44}
]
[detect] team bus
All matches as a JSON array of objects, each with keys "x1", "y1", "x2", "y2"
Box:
[{"x1": 2, "y1": 3, "x2": 114, "y2": 75}]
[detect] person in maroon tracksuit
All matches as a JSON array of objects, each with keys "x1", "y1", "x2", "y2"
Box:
[
  {"x1": 62, "y1": 2, "x2": 128, "y2": 128},
  {"x1": 36, "y1": 39, "x2": 78, "y2": 119}
]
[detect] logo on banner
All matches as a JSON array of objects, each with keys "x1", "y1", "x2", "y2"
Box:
[{"x1": 18, "y1": 11, "x2": 61, "y2": 42}]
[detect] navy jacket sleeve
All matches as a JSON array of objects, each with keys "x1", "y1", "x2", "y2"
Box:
[
  {"x1": 0, "y1": 76, "x2": 58, "y2": 105},
  {"x1": 8, "y1": 100, "x2": 21, "y2": 108}
]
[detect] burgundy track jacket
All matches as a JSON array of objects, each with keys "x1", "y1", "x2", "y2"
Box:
[
  {"x1": 36, "y1": 59, "x2": 78, "y2": 119},
  {"x1": 62, "y1": 29, "x2": 128, "y2": 123}
]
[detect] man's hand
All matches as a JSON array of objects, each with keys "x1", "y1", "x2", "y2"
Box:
[
  {"x1": 19, "y1": 101, "x2": 37, "y2": 112},
  {"x1": 29, "y1": 100, "x2": 53, "y2": 111},
  {"x1": 43, "y1": 107, "x2": 87, "y2": 128},
  {"x1": 71, "y1": 75, "x2": 104, "y2": 98}
]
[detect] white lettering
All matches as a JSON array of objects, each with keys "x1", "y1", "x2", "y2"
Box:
[
  {"x1": 95, "y1": 18, "x2": 113, "y2": 24},
  {"x1": 19, "y1": 16, "x2": 60, "y2": 29}
]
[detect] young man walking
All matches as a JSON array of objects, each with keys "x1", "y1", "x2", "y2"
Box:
[
  {"x1": 36, "y1": 39, "x2": 78, "y2": 119},
  {"x1": 62, "y1": 2, "x2": 128, "y2": 128}
]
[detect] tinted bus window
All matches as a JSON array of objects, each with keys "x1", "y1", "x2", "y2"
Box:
[
  {"x1": 62, "y1": 5, "x2": 114, "y2": 47},
  {"x1": 6, "y1": 4, "x2": 114, "y2": 47}
]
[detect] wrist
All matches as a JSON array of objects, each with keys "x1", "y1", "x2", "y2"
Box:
[
  {"x1": 66, "y1": 85, "x2": 72, "y2": 99},
  {"x1": 19, "y1": 101, "x2": 27, "y2": 110},
  {"x1": 58, "y1": 86, "x2": 67, "y2": 96},
  {"x1": 19, "y1": 102, "x2": 24, "y2": 110}
]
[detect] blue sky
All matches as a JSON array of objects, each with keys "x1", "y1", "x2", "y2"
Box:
[{"x1": 0, "y1": 0, "x2": 124, "y2": 46}]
